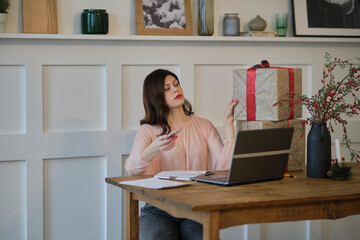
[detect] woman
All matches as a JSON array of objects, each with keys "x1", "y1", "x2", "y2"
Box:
[{"x1": 125, "y1": 69, "x2": 238, "y2": 240}]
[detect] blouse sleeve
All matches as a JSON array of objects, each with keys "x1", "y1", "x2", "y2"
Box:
[
  {"x1": 206, "y1": 121, "x2": 235, "y2": 171},
  {"x1": 124, "y1": 125, "x2": 154, "y2": 176}
]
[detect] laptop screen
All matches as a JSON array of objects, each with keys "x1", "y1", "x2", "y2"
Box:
[{"x1": 228, "y1": 127, "x2": 294, "y2": 183}]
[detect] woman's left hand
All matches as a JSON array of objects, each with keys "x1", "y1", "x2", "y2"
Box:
[
  {"x1": 223, "y1": 99, "x2": 238, "y2": 139},
  {"x1": 224, "y1": 99, "x2": 238, "y2": 125}
]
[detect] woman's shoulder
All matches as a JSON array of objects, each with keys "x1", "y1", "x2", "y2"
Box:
[
  {"x1": 137, "y1": 123, "x2": 160, "y2": 136},
  {"x1": 139, "y1": 123, "x2": 154, "y2": 130},
  {"x1": 190, "y1": 116, "x2": 219, "y2": 138},
  {"x1": 190, "y1": 116, "x2": 216, "y2": 131},
  {"x1": 192, "y1": 116, "x2": 213, "y2": 126}
]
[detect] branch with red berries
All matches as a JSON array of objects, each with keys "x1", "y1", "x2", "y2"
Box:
[{"x1": 273, "y1": 53, "x2": 360, "y2": 164}]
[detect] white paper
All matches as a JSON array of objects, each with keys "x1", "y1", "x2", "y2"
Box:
[
  {"x1": 154, "y1": 170, "x2": 213, "y2": 180},
  {"x1": 119, "y1": 177, "x2": 192, "y2": 189}
]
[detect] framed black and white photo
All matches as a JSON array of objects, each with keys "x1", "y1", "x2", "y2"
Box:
[
  {"x1": 135, "y1": 0, "x2": 193, "y2": 36},
  {"x1": 292, "y1": 0, "x2": 360, "y2": 37}
]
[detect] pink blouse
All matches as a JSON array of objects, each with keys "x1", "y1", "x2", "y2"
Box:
[{"x1": 125, "y1": 116, "x2": 235, "y2": 176}]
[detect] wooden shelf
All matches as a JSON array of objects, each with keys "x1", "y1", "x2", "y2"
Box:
[{"x1": 1, "y1": 33, "x2": 360, "y2": 43}]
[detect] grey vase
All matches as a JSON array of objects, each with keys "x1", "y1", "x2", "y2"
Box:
[{"x1": 249, "y1": 15, "x2": 267, "y2": 31}]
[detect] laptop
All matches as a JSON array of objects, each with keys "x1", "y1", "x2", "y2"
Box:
[{"x1": 190, "y1": 127, "x2": 294, "y2": 186}]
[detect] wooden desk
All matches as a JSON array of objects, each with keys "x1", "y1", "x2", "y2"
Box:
[{"x1": 105, "y1": 164, "x2": 360, "y2": 240}]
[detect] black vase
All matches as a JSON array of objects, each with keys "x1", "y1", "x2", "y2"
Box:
[{"x1": 307, "y1": 122, "x2": 331, "y2": 178}]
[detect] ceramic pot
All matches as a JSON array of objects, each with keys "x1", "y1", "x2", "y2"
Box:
[
  {"x1": 307, "y1": 122, "x2": 331, "y2": 178},
  {"x1": 223, "y1": 13, "x2": 240, "y2": 36},
  {"x1": 249, "y1": 15, "x2": 266, "y2": 31}
]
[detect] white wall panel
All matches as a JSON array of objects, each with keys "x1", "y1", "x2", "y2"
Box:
[
  {"x1": 194, "y1": 65, "x2": 246, "y2": 127},
  {"x1": 0, "y1": 160, "x2": 26, "y2": 240},
  {"x1": 324, "y1": 215, "x2": 360, "y2": 240},
  {"x1": 259, "y1": 221, "x2": 309, "y2": 240},
  {"x1": 43, "y1": 156, "x2": 106, "y2": 240},
  {"x1": 0, "y1": 65, "x2": 26, "y2": 134},
  {"x1": 43, "y1": 65, "x2": 106, "y2": 133},
  {"x1": 220, "y1": 225, "x2": 248, "y2": 240},
  {"x1": 122, "y1": 65, "x2": 179, "y2": 130},
  {"x1": 1, "y1": 27, "x2": 360, "y2": 240}
]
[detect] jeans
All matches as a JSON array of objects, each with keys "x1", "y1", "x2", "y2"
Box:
[{"x1": 139, "y1": 204, "x2": 203, "y2": 240}]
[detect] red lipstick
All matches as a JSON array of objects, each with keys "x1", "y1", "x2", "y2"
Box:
[{"x1": 175, "y1": 94, "x2": 182, "y2": 99}]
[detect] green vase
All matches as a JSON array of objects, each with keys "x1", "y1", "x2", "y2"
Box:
[
  {"x1": 81, "y1": 9, "x2": 108, "y2": 34},
  {"x1": 198, "y1": 0, "x2": 214, "y2": 36}
]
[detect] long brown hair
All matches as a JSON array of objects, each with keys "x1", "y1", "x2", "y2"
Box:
[{"x1": 140, "y1": 69, "x2": 193, "y2": 135}]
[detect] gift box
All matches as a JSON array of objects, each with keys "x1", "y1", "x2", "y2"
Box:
[
  {"x1": 236, "y1": 119, "x2": 305, "y2": 171},
  {"x1": 233, "y1": 67, "x2": 302, "y2": 121}
]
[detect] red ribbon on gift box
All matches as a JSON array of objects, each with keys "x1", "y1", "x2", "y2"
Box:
[{"x1": 246, "y1": 60, "x2": 295, "y2": 121}]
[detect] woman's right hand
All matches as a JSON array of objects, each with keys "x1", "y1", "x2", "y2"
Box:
[
  {"x1": 152, "y1": 134, "x2": 178, "y2": 152},
  {"x1": 141, "y1": 134, "x2": 178, "y2": 162}
]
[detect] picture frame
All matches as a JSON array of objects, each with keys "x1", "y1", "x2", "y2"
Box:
[
  {"x1": 292, "y1": 0, "x2": 360, "y2": 37},
  {"x1": 135, "y1": 0, "x2": 193, "y2": 36}
]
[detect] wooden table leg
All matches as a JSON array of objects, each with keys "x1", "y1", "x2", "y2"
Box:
[
  {"x1": 126, "y1": 191, "x2": 139, "y2": 240},
  {"x1": 202, "y1": 211, "x2": 220, "y2": 240}
]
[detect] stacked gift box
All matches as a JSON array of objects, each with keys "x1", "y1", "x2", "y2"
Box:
[{"x1": 233, "y1": 64, "x2": 305, "y2": 171}]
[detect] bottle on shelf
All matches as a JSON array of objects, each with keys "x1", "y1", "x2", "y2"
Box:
[{"x1": 198, "y1": 0, "x2": 214, "y2": 36}]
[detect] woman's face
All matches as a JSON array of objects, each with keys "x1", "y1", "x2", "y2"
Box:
[{"x1": 164, "y1": 75, "x2": 185, "y2": 109}]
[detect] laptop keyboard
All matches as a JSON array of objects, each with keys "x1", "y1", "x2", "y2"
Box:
[{"x1": 208, "y1": 174, "x2": 229, "y2": 182}]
